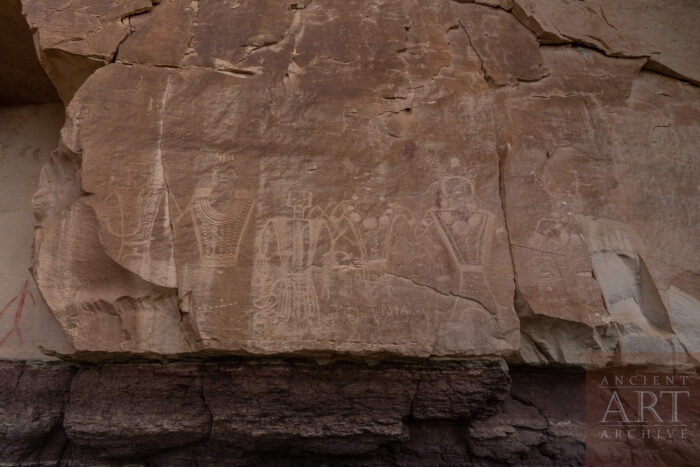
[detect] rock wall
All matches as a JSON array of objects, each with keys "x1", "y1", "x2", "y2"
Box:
[
  {"x1": 13, "y1": 0, "x2": 699, "y2": 365},
  {"x1": 1, "y1": 360, "x2": 590, "y2": 466},
  {"x1": 0, "y1": 104, "x2": 73, "y2": 360},
  {"x1": 0, "y1": 1, "x2": 699, "y2": 465}
]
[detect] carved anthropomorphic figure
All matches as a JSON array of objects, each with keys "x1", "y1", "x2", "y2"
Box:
[
  {"x1": 421, "y1": 176, "x2": 499, "y2": 312},
  {"x1": 324, "y1": 197, "x2": 416, "y2": 282},
  {"x1": 253, "y1": 191, "x2": 332, "y2": 321},
  {"x1": 190, "y1": 166, "x2": 254, "y2": 267},
  {"x1": 526, "y1": 255, "x2": 565, "y2": 303},
  {"x1": 524, "y1": 216, "x2": 590, "y2": 304},
  {"x1": 102, "y1": 179, "x2": 165, "y2": 263}
]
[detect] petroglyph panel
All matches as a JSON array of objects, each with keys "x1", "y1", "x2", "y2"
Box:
[
  {"x1": 498, "y1": 46, "x2": 700, "y2": 365},
  {"x1": 22, "y1": 0, "x2": 700, "y2": 365},
  {"x1": 101, "y1": 185, "x2": 166, "y2": 266},
  {"x1": 34, "y1": 0, "x2": 521, "y2": 357},
  {"x1": 82, "y1": 73, "x2": 177, "y2": 289},
  {"x1": 0, "y1": 104, "x2": 73, "y2": 359},
  {"x1": 249, "y1": 178, "x2": 516, "y2": 356}
]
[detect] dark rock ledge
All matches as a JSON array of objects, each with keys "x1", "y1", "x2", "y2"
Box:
[{"x1": 0, "y1": 359, "x2": 585, "y2": 466}]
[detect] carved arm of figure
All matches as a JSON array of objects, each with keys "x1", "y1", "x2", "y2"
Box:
[{"x1": 251, "y1": 220, "x2": 279, "y2": 311}]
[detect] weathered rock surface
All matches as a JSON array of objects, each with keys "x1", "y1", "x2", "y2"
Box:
[
  {"x1": 0, "y1": 104, "x2": 74, "y2": 359},
  {"x1": 21, "y1": 0, "x2": 158, "y2": 103},
  {"x1": 497, "y1": 46, "x2": 700, "y2": 366},
  {"x1": 0, "y1": 0, "x2": 59, "y2": 105},
  {"x1": 508, "y1": 0, "x2": 700, "y2": 85},
  {"x1": 0, "y1": 361, "x2": 74, "y2": 463},
  {"x1": 0, "y1": 360, "x2": 592, "y2": 466},
  {"x1": 2, "y1": 2, "x2": 699, "y2": 465},
  {"x1": 6, "y1": 0, "x2": 699, "y2": 365},
  {"x1": 468, "y1": 369, "x2": 586, "y2": 465},
  {"x1": 32, "y1": 0, "x2": 523, "y2": 359},
  {"x1": 8, "y1": 360, "x2": 700, "y2": 466},
  {"x1": 64, "y1": 364, "x2": 211, "y2": 458}
]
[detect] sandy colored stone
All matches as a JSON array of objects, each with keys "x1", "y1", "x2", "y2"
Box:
[
  {"x1": 34, "y1": 0, "x2": 520, "y2": 358},
  {"x1": 510, "y1": 0, "x2": 700, "y2": 84},
  {"x1": 35, "y1": 198, "x2": 188, "y2": 353},
  {"x1": 0, "y1": 104, "x2": 73, "y2": 360},
  {"x1": 120, "y1": 0, "x2": 297, "y2": 71},
  {"x1": 456, "y1": 3, "x2": 547, "y2": 86},
  {"x1": 22, "y1": 0, "x2": 700, "y2": 364},
  {"x1": 497, "y1": 46, "x2": 700, "y2": 365},
  {"x1": 21, "y1": 0, "x2": 157, "y2": 102},
  {"x1": 666, "y1": 287, "x2": 700, "y2": 361}
]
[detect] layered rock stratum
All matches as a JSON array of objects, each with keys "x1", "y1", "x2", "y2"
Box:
[{"x1": 0, "y1": 0, "x2": 698, "y2": 464}]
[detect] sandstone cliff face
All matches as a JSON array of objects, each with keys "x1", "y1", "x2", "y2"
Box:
[
  {"x1": 1, "y1": 0, "x2": 699, "y2": 364},
  {"x1": 15, "y1": 0, "x2": 697, "y2": 366},
  {"x1": 1, "y1": 1, "x2": 699, "y2": 465}
]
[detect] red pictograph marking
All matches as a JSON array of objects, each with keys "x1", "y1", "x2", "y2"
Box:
[{"x1": 0, "y1": 280, "x2": 36, "y2": 347}]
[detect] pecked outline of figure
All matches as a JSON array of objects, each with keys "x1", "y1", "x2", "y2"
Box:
[
  {"x1": 253, "y1": 191, "x2": 333, "y2": 322},
  {"x1": 361, "y1": 202, "x2": 417, "y2": 281},
  {"x1": 421, "y1": 176, "x2": 499, "y2": 313},
  {"x1": 526, "y1": 216, "x2": 591, "y2": 304},
  {"x1": 530, "y1": 217, "x2": 579, "y2": 253},
  {"x1": 312, "y1": 197, "x2": 420, "y2": 305},
  {"x1": 526, "y1": 256, "x2": 565, "y2": 303},
  {"x1": 321, "y1": 200, "x2": 367, "y2": 272},
  {"x1": 189, "y1": 167, "x2": 254, "y2": 267},
  {"x1": 320, "y1": 199, "x2": 418, "y2": 281},
  {"x1": 102, "y1": 182, "x2": 165, "y2": 263}
]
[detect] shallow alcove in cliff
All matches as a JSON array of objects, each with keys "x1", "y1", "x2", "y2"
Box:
[
  {"x1": 0, "y1": 0, "x2": 72, "y2": 360},
  {"x1": 0, "y1": 0, "x2": 59, "y2": 106}
]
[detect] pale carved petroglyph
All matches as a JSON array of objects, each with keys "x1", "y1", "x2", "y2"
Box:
[
  {"x1": 170, "y1": 154, "x2": 257, "y2": 342},
  {"x1": 515, "y1": 166, "x2": 598, "y2": 310},
  {"x1": 191, "y1": 169, "x2": 254, "y2": 268},
  {"x1": 420, "y1": 176, "x2": 500, "y2": 312},
  {"x1": 174, "y1": 155, "x2": 255, "y2": 268},
  {"x1": 252, "y1": 191, "x2": 426, "y2": 343},
  {"x1": 319, "y1": 196, "x2": 423, "y2": 323},
  {"x1": 521, "y1": 216, "x2": 591, "y2": 305},
  {"x1": 526, "y1": 256, "x2": 564, "y2": 303},
  {"x1": 102, "y1": 183, "x2": 166, "y2": 264},
  {"x1": 0, "y1": 280, "x2": 35, "y2": 347},
  {"x1": 253, "y1": 172, "x2": 503, "y2": 324},
  {"x1": 253, "y1": 191, "x2": 332, "y2": 322},
  {"x1": 324, "y1": 196, "x2": 417, "y2": 284}
]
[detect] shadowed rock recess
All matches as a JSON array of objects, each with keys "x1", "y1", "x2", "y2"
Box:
[{"x1": 0, "y1": 0, "x2": 698, "y2": 465}]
